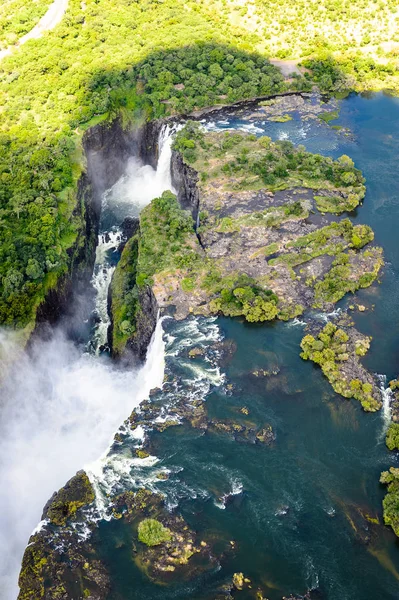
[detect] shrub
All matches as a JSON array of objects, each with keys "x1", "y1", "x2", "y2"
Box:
[
  {"x1": 386, "y1": 423, "x2": 399, "y2": 451},
  {"x1": 138, "y1": 519, "x2": 172, "y2": 546}
]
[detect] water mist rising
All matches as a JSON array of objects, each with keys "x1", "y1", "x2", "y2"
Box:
[{"x1": 0, "y1": 125, "x2": 174, "y2": 600}]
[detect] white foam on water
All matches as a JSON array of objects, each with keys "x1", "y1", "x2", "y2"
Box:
[
  {"x1": 0, "y1": 125, "x2": 175, "y2": 600},
  {"x1": 214, "y1": 477, "x2": 244, "y2": 510},
  {"x1": 286, "y1": 317, "x2": 306, "y2": 328},
  {"x1": 85, "y1": 316, "x2": 166, "y2": 519},
  {"x1": 90, "y1": 230, "x2": 120, "y2": 353},
  {"x1": 376, "y1": 373, "x2": 393, "y2": 437},
  {"x1": 313, "y1": 307, "x2": 342, "y2": 323},
  {"x1": 91, "y1": 125, "x2": 176, "y2": 352}
]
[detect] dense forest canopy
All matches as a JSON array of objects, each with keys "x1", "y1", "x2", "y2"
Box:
[{"x1": 0, "y1": 0, "x2": 398, "y2": 333}]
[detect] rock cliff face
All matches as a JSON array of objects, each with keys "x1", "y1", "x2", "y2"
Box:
[
  {"x1": 171, "y1": 150, "x2": 200, "y2": 222},
  {"x1": 124, "y1": 285, "x2": 159, "y2": 361},
  {"x1": 29, "y1": 116, "x2": 166, "y2": 347}
]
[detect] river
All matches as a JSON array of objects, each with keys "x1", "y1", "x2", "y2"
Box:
[{"x1": 1, "y1": 92, "x2": 399, "y2": 599}]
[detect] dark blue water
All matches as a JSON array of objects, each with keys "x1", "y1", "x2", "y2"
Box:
[{"x1": 92, "y1": 93, "x2": 399, "y2": 600}]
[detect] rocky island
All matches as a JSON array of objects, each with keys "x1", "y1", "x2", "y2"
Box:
[{"x1": 110, "y1": 123, "x2": 382, "y2": 349}]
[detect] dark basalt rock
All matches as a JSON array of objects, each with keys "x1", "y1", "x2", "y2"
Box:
[
  {"x1": 18, "y1": 529, "x2": 110, "y2": 600},
  {"x1": 28, "y1": 115, "x2": 167, "y2": 349},
  {"x1": 119, "y1": 216, "x2": 140, "y2": 252},
  {"x1": 171, "y1": 149, "x2": 200, "y2": 223},
  {"x1": 124, "y1": 285, "x2": 159, "y2": 363},
  {"x1": 42, "y1": 470, "x2": 95, "y2": 527},
  {"x1": 113, "y1": 488, "x2": 217, "y2": 583},
  {"x1": 18, "y1": 470, "x2": 109, "y2": 600}
]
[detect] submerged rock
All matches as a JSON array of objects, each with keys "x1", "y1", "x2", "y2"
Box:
[{"x1": 113, "y1": 489, "x2": 217, "y2": 582}]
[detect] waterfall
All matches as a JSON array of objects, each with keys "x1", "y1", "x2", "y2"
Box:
[
  {"x1": 85, "y1": 316, "x2": 166, "y2": 519},
  {"x1": 0, "y1": 125, "x2": 175, "y2": 600},
  {"x1": 90, "y1": 124, "x2": 175, "y2": 353},
  {"x1": 377, "y1": 373, "x2": 393, "y2": 430}
]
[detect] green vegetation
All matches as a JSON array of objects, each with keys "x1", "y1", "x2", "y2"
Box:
[
  {"x1": 311, "y1": 247, "x2": 383, "y2": 307},
  {"x1": 269, "y1": 219, "x2": 374, "y2": 268},
  {"x1": 0, "y1": 0, "x2": 397, "y2": 334},
  {"x1": 46, "y1": 471, "x2": 95, "y2": 527},
  {"x1": 138, "y1": 518, "x2": 172, "y2": 547},
  {"x1": 111, "y1": 190, "x2": 305, "y2": 345},
  {"x1": 173, "y1": 125, "x2": 365, "y2": 204},
  {"x1": 0, "y1": 0, "x2": 52, "y2": 49},
  {"x1": 241, "y1": 0, "x2": 399, "y2": 92},
  {"x1": 209, "y1": 276, "x2": 279, "y2": 322},
  {"x1": 267, "y1": 113, "x2": 292, "y2": 122},
  {"x1": 0, "y1": 0, "x2": 289, "y2": 333},
  {"x1": 319, "y1": 110, "x2": 340, "y2": 124},
  {"x1": 380, "y1": 468, "x2": 399, "y2": 537},
  {"x1": 109, "y1": 236, "x2": 139, "y2": 356},
  {"x1": 314, "y1": 194, "x2": 358, "y2": 214},
  {"x1": 386, "y1": 423, "x2": 399, "y2": 451},
  {"x1": 108, "y1": 127, "x2": 380, "y2": 347},
  {"x1": 214, "y1": 202, "x2": 309, "y2": 233},
  {"x1": 137, "y1": 191, "x2": 199, "y2": 287},
  {"x1": 300, "y1": 322, "x2": 381, "y2": 411}
]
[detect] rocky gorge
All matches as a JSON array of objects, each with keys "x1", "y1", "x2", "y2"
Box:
[{"x1": 15, "y1": 92, "x2": 399, "y2": 600}]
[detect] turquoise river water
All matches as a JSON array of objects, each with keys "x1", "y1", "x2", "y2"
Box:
[{"x1": 81, "y1": 92, "x2": 399, "y2": 600}]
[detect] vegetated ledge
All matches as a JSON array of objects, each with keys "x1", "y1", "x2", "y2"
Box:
[
  {"x1": 300, "y1": 320, "x2": 381, "y2": 412},
  {"x1": 1, "y1": 114, "x2": 165, "y2": 359},
  {"x1": 18, "y1": 471, "x2": 110, "y2": 600},
  {"x1": 108, "y1": 124, "x2": 383, "y2": 360}
]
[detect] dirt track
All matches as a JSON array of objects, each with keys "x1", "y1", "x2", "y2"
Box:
[{"x1": 0, "y1": 0, "x2": 68, "y2": 60}]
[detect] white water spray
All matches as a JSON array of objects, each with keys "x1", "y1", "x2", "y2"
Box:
[
  {"x1": 0, "y1": 125, "x2": 175, "y2": 600},
  {"x1": 376, "y1": 373, "x2": 393, "y2": 433},
  {"x1": 85, "y1": 317, "x2": 166, "y2": 518},
  {"x1": 90, "y1": 124, "x2": 176, "y2": 352}
]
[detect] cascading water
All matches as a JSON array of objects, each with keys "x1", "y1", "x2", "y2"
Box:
[
  {"x1": 90, "y1": 124, "x2": 176, "y2": 353},
  {"x1": 0, "y1": 125, "x2": 175, "y2": 600},
  {"x1": 377, "y1": 373, "x2": 393, "y2": 436}
]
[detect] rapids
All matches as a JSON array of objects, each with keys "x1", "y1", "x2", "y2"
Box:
[
  {"x1": 0, "y1": 126, "x2": 174, "y2": 599},
  {"x1": 2, "y1": 94, "x2": 399, "y2": 600}
]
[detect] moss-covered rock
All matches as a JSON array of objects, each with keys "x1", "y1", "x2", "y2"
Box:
[
  {"x1": 138, "y1": 518, "x2": 172, "y2": 546},
  {"x1": 45, "y1": 470, "x2": 95, "y2": 527},
  {"x1": 113, "y1": 488, "x2": 216, "y2": 583},
  {"x1": 18, "y1": 528, "x2": 109, "y2": 600}
]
